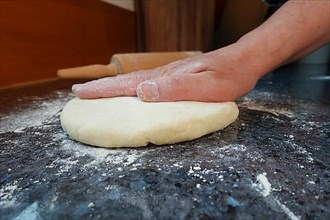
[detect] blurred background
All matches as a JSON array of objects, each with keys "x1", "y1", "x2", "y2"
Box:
[{"x1": 0, "y1": 0, "x2": 293, "y2": 88}]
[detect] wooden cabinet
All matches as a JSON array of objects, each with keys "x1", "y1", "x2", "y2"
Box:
[
  {"x1": 136, "y1": 0, "x2": 216, "y2": 52},
  {"x1": 0, "y1": 0, "x2": 137, "y2": 88}
]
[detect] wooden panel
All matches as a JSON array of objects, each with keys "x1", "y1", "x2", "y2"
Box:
[
  {"x1": 136, "y1": 0, "x2": 215, "y2": 52},
  {"x1": 216, "y1": 0, "x2": 269, "y2": 47},
  {"x1": 0, "y1": 0, "x2": 137, "y2": 87}
]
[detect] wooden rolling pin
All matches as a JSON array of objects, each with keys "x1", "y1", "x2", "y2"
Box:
[{"x1": 57, "y1": 51, "x2": 202, "y2": 79}]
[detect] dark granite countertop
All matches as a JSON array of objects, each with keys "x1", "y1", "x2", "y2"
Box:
[{"x1": 0, "y1": 64, "x2": 329, "y2": 220}]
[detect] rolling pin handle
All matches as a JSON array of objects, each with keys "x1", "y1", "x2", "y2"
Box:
[
  {"x1": 57, "y1": 51, "x2": 203, "y2": 79},
  {"x1": 57, "y1": 64, "x2": 118, "y2": 79}
]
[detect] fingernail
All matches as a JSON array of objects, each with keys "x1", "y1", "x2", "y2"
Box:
[
  {"x1": 137, "y1": 81, "x2": 159, "y2": 101},
  {"x1": 72, "y1": 84, "x2": 82, "y2": 93}
]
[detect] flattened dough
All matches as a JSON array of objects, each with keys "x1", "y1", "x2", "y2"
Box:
[{"x1": 60, "y1": 97, "x2": 239, "y2": 148}]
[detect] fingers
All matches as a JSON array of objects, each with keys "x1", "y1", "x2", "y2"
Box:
[
  {"x1": 72, "y1": 72, "x2": 152, "y2": 99},
  {"x1": 71, "y1": 56, "x2": 208, "y2": 99},
  {"x1": 71, "y1": 52, "x2": 254, "y2": 102},
  {"x1": 73, "y1": 70, "x2": 253, "y2": 102},
  {"x1": 136, "y1": 71, "x2": 254, "y2": 102}
]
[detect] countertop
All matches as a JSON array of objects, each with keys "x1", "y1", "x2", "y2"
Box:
[{"x1": 0, "y1": 64, "x2": 329, "y2": 220}]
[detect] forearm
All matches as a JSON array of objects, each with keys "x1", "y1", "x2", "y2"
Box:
[{"x1": 235, "y1": 0, "x2": 330, "y2": 78}]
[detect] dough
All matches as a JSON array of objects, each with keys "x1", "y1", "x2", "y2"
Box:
[{"x1": 60, "y1": 97, "x2": 239, "y2": 148}]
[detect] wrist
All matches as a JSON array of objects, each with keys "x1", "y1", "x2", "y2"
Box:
[
  {"x1": 225, "y1": 36, "x2": 272, "y2": 81},
  {"x1": 235, "y1": 32, "x2": 282, "y2": 80}
]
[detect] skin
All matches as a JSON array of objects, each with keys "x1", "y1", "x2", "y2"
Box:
[{"x1": 72, "y1": 0, "x2": 330, "y2": 102}]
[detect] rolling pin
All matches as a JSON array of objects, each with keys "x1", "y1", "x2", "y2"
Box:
[{"x1": 57, "y1": 51, "x2": 202, "y2": 79}]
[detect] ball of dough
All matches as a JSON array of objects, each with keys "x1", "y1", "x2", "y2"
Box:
[{"x1": 60, "y1": 97, "x2": 239, "y2": 148}]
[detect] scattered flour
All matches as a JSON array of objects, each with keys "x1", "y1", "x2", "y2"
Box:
[
  {"x1": 255, "y1": 173, "x2": 272, "y2": 197},
  {"x1": 252, "y1": 173, "x2": 300, "y2": 220},
  {"x1": 51, "y1": 133, "x2": 148, "y2": 175},
  {"x1": 0, "y1": 181, "x2": 19, "y2": 208},
  {"x1": 0, "y1": 91, "x2": 73, "y2": 134},
  {"x1": 185, "y1": 144, "x2": 248, "y2": 184},
  {"x1": 275, "y1": 199, "x2": 300, "y2": 220},
  {"x1": 240, "y1": 101, "x2": 295, "y2": 118},
  {"x1": 218, "y1": 144, "x2": 247, "y2": 153}
]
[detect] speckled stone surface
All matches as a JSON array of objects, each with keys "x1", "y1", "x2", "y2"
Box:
[{"x1": 0, "y1": 64, "x2": 329, "y2": 220}]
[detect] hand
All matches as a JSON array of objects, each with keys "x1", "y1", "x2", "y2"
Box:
[
  {"x1": 72, "y1": 44, "x2": 262, "y2": 102},
  {"x1": 72, "y1": 0, "x2": 330, "y2": 102}
]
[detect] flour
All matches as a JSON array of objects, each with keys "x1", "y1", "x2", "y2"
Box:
[
  {"x1": 254, "y1": 173, "x2": 272, "y2": 197},
  {"x1": 239, "y1": 90, "x2": 297, "y2": 119},
  {"x1": 275, "y1": 199, "x2": 300, "y2": 220},
  {"x1": 52, "y1": 132, "x2": 148, "y2": 174},
  {"x1": 0, "y1": 181, "x2": 19, "y2": 208},
  {"x1": 0, "y1": 91, "x2": 73, "y2": 134},
  {"x1": 240, "y1": 101, "x2": 295, "y2": 118},
  {"x1": 217, "y1": 144, "x2": 247, "y2": 153},
  {"x1": 252, "y1": 173, "x2": 301, "y2": 220}
]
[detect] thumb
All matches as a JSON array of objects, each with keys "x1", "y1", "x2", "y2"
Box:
[
  {"x1": 136, "y1": 80, "x2": 161, "y2": 101},
  {"x1": 136, "y1": 73, "x2": 232, "y2": 102}
]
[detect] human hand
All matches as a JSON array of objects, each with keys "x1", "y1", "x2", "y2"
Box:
[
  {"x1": 72, "y1": 0, "x2": 330, "y2": 103},
  {"x1": 72, "y1": 45, "x2": 262, "y2": 102}
]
